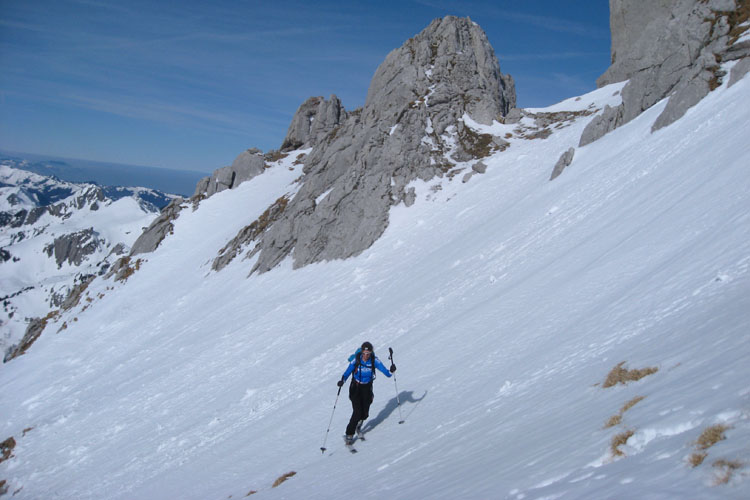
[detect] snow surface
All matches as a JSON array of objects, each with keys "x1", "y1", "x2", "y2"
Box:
[{"x1": 1, "y1": 73, "x2": 749, "y2": 499}]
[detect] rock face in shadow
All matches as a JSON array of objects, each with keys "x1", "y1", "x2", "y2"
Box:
[
  {"x1": 581, "y1": 0, "x2": 750, "y2": 145},
  {"x1": 232, "y1": 16, "x2": 516, "y2": 274}
]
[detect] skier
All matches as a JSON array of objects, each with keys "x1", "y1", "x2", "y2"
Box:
[{"x1": 338, "y1": 341, "x2": 395, "y2": 445}]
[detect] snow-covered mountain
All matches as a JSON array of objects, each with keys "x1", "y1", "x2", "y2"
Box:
[
  {"x1": 0, "y1": 165, "x2": 174, "y2": 355},
  {"x1": 1, "y1": 3, "x2": 749, "y2": 499}
]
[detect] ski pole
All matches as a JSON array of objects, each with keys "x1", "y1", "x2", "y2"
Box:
[
  {"x1": 320, "y1": 384, "x2": 342, "y2": 453},
  {"x1": 388, "y1": 347, "x2": 405, "y2": 424}
]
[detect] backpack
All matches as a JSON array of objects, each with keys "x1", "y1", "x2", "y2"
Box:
[{"x1": 348, "y1": 348, "x2": 376, "y2": 381}]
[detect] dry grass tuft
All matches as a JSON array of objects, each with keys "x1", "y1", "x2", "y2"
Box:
[
  {"x1": 606, "y1": 395, "x2": 647, "y2": 428},
  {"x1": 695, "y1": 424, "x2": 729, "y2": 450},
  {"x1": 690, "y1": 452, "x2": 708, "y2": 467},
  {"x1": 603, "y1": 362, "x2": 658, "y2": 388},
  {"x1": 621, "y1": 396, "x2": 646, "y2": 413},
  {"x1": 712, "y1": 459, "x2": 743, "y2": 485},
  {"x1": 604, "y1": 414, "x2": 622, "y2": 429},
  {"x1": 245, "y1": 490, "x2": 258, "y2": 496},
  {"x1": 271, "y1": 471, "x2": 296, "y2": 488},
  {"x1": 611, "y1": 430, "x2": 635, "y2": 457},
  {"x1": 0, "y1": 437, "x2": 16, "y2": 464}
]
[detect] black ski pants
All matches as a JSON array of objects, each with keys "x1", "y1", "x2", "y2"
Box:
[{"x1": 346, "y1": 380, "x2": 373, "y2": 436}]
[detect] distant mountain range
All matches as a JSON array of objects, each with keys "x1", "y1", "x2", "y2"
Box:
[
  {"x1": 0, "y1": 150, "x2": 209, "y2": 197},
  {"x1": 0, "y1": 164, "x2": 171, "y2": 354}
]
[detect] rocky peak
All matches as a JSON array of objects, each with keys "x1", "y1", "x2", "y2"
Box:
[
  {"x1": 212, "y1": 16, "x2": 516, "y2": 274},
  {"x1": 365, "y1": 16, "x2": 515, "y2": 127}
]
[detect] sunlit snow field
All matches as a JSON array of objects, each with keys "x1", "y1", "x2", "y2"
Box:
[{"x1": 1, "y1": 70, "x2": 749, "y2": 499}]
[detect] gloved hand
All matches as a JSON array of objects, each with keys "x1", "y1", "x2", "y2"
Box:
[
  {"x1": 390, "y1": 364, "x2": 397, "y2": 373},
  {"x1": 337, "y1": 379, "x2": 344, "y2": 387}
]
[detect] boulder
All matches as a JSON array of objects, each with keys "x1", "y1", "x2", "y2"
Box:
[{"x1": 550, "y1": 148, "x2": 576, "y2": 181}]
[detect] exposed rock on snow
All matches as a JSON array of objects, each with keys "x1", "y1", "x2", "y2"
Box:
[
  {"x1": 582, "y1": 0, "x2": 750, "y2": 143},
  {"x1": 130, "y1": 198, "x2": 185, "y2": 256},
  {"x1": 550, "y1": 147, "x2": 576, "y2": 181},
  {"x1": 193, "y1": 149, "x2": 267, "y2": 198},
  {"x1": 237, "y1": 16, "x2": 516, "y2": 274},
  {"x1": 44, "y1": 228, "x2": 102, "y2": 268}
]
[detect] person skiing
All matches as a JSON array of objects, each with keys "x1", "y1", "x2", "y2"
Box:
[{"x1": 338, "y1": 341, "x2": 395, "y2": 444}]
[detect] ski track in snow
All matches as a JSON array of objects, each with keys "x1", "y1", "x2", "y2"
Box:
[{"x1": 1, "y1": 74, "x2": 750, "y2": 499}]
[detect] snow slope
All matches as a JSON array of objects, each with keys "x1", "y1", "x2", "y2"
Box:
[
  {"x1": 1, "y1": 71, "x2": 749, "y2": 499},
  {"x1": 1, "y1": 168, "x2": 162, "y2": 351}
]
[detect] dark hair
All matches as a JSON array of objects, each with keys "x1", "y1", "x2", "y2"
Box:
[{"x1": 361, "y1": 341, "x2": 374, "y2": 351}]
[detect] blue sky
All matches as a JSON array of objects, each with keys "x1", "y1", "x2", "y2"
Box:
[{"x1": 0, "y1": 0, "x2": 611, "y2": 173}]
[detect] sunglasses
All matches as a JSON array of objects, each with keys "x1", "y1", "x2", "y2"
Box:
[{"x1": 361, "y1": 348, "x2": 371, "y2": 353}]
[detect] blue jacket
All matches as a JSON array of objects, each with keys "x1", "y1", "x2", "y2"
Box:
[{"x1": 342, "y1": 355, "x2": 392, "y2": 384}]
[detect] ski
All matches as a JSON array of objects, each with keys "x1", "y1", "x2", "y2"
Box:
[{"x1": 344, "y1": 435, "x2": 358, "y2": 453}]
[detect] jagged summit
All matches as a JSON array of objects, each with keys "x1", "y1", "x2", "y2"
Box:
[
  {"x1": 215, "y1": 16, "x2": 516, "y2": 274},
  {"x1": 364, "y1": 16, "x2": 515, "y2": 126}
]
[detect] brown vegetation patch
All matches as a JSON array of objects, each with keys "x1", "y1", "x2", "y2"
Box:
[
  {"x1": 690, "y1": 452, "x2": 708, "y2": 467},
  {"x1": 603, "y1": 362, "x2": 658, "y2": 388},
  {"x1": 725, "y1": 0, "x2": 750, "y2": 45},
  {"x1": 689, "y1": 424, "x2": 732, "y2": 468},
  {"x1": 604, "y1": 414, "x2": 622, "y2": 429},
  {"x1": 0, "y1": 437, "x2": 16, "y2": 464},
  {"x1": 695, "y1": 424, "x2": 729, "y2": 450},
  {"x1": 713, "y1": 459, "x2": 743, "y2": 485},
  {"x1": 116, "y1": 258, "x2": 142, "y2": 283},
  {"x1": 271, "y1": 471, "x2": 296, "y2": 488},
  {"x1": 293, "y1": 153, "x2": 307, "y2": 166},
  {"x1": 611, "y1": 430, "x2": 635, "y2": 457},
  {"x1": 605, "y1": 396, "x2": 646, "y2": 428},
  {"x1": 458, "y1": 126, "x2": 497, "y2": 158},
  {"x1": 521, "y1": 128, "x2": 553, "y2": 140},
  {"x1": 264, "y1": 150, "x2": 289, "y2": 163},
  {"x1": 621, "y1": 395, "x2": 646, "y2": 413}
]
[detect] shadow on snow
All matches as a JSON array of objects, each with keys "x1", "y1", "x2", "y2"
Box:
[{"x1": 363, "y1": 390, "x2": 427, "y2": 433}]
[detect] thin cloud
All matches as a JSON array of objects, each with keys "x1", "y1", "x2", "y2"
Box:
[{"x1": 500, "y1": 11, "x2": 608, "y2": 38}]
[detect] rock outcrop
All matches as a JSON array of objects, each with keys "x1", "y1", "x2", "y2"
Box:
[
  {"x1": 214, "y1": 16, "x2": 515, "y2": 274},
  {"x1": 581, "y1": 0, "x2": 750, "y2": 145},
  {"x1": 130, "y1": 198, "x2": 184, "y2": 256},
  {"x1": 550, "y1": 148, "x2": 576, "y2": 181},
  {"x1": 281, "y1": 95, "x2": 348, "y2": 151},
  {"x1": 193, "y1": 148, "x2": 267, "y2": 198},
  {"x1": 44, "y1": 228, "x2": 102, "y2": 268}
]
